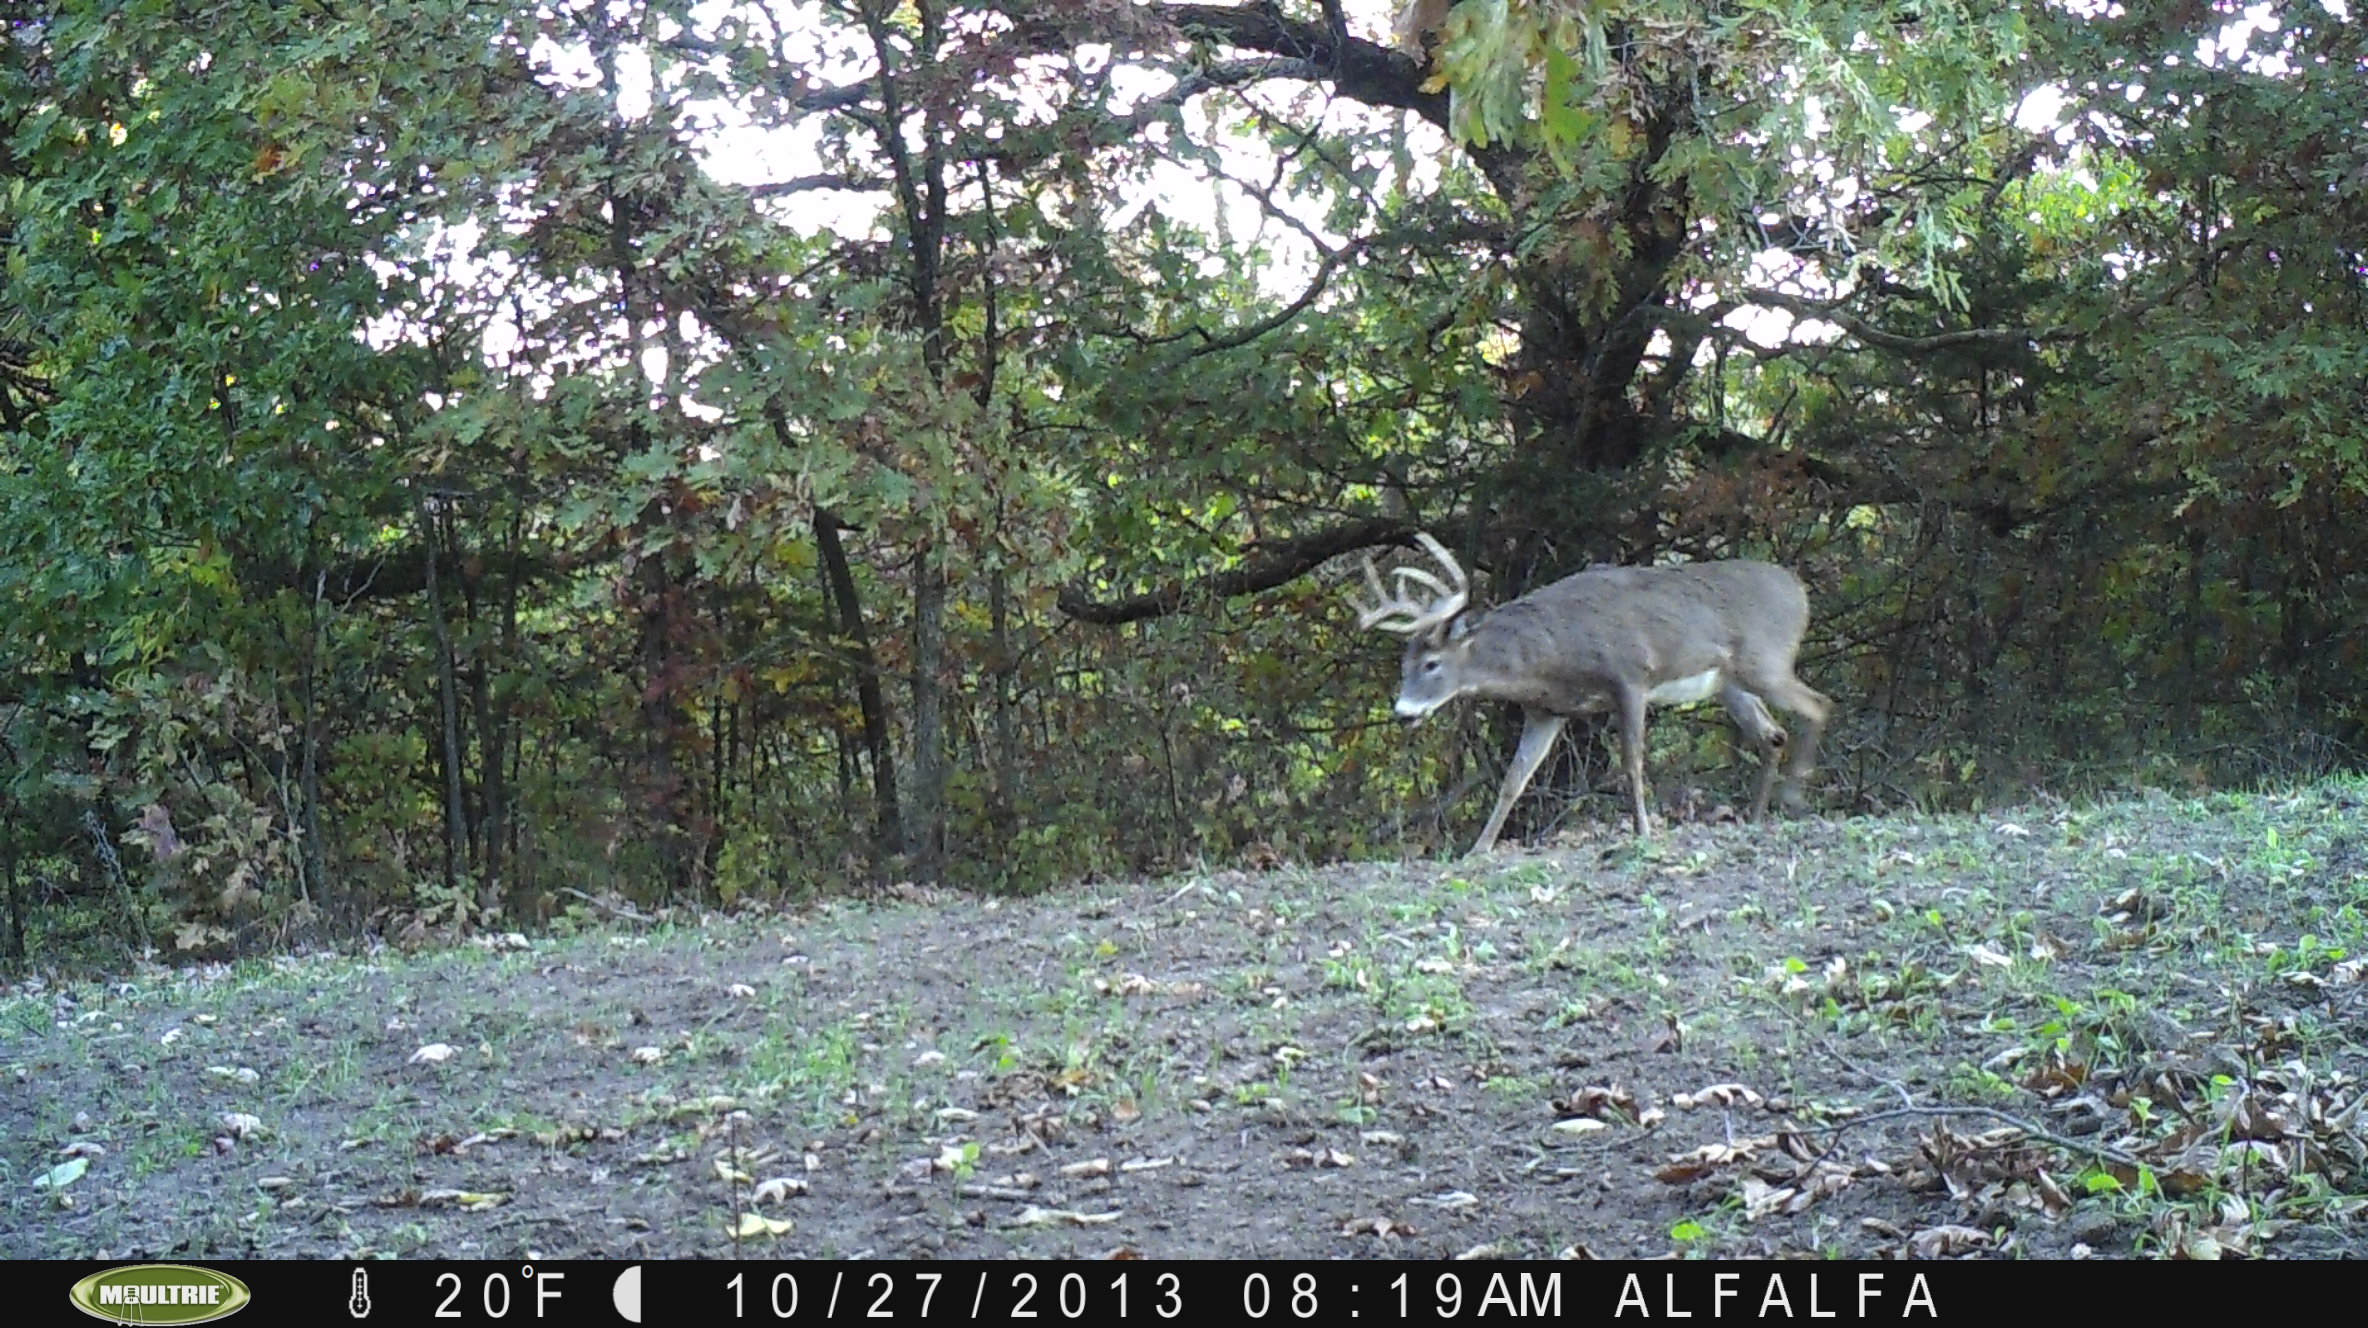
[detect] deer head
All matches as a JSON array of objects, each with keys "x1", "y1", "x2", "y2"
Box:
[
  {"x1": 1350, "y1": 532, "x2": 1482, "y2": 721},
  {"x1": 1353, "y1": 532, "x2": 1831, "y2": 851}
]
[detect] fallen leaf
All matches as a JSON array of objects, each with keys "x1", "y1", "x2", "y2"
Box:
[
  {"x1": 1011, "y1": 1205, "x2": 1120, "y2": 1227},
  {"x1": 751, "y1": 1176, "x2": 808, "y2": 1202},
  {"x1": 1908, "y1": 1224, "x2": 1993, "y2": 1258},
  {"x1": 1673, "y1": 1083, "x2": 1763, "y2": 1110},
  {"x1": 1562, "y1": 1084, "x2": 1639, "y2": 1119},
  {"x1": 729, "y1": 1212, "x2": 795, "y2": 1238},
  {"x1": 419, "y1": 1189, "x2": 508, "y2": 1212}
]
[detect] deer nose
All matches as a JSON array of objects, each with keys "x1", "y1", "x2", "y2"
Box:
[{"x1": 1394, "y1": 698, "x2": 1430, "y2": 722}]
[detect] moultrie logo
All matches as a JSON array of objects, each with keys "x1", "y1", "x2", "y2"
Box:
[{"x1": 68, "y1": 1265, "x2": 252, "y2": 1325}]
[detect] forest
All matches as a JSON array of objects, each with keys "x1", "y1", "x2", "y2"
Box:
[{"x1": 5, "y1": 0, "x2": 2367, "y2": 960}]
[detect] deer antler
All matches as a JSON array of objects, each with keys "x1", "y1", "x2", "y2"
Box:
[{"x1": 1351, "y1": 532, "x2": 1470, "y2": 635}]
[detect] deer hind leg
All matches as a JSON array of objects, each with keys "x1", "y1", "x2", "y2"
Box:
[
  {"x1": 1744, "y1": 671, "x2": 1831, "y2": 813},
  {"x1": 1719, "y1": 681, "x2": 1788, "y2": 821},
  {"x1": 1471, "y1": 710, "x2": 1566, "y2": 856}
]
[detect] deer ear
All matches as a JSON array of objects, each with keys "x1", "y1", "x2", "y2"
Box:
[{"x1": 1445, "y1": 612, "x2": 1472, "y2": 642}]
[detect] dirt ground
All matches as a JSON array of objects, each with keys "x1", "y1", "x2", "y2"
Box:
[{"x1": 5, "y1": 783, "x2": 2366, "y2": 1260}]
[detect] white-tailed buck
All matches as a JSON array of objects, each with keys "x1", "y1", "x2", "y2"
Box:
[{"x1": 1353, "y1": 533, "x2": 1830, "y2": 852}]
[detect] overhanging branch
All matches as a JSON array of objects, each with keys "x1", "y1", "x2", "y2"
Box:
[
  {"x1": 749, "y1": 173, "x2": 883, "y2": 198},
  {"x1": 1059, "y1": 516, "x2": 1415, "y2": 625},
  {"x1": 769, "y1": 5, "x2": 1446, "y2": 134},
  {"x1": 1158, "y1": 3, "x2": 1445, "y2": 127},
  {"x1": 1727, "y1": 290, "x2": 2082, "y2": 354},
  {"x1": 236, "y1": 543, "x2": 592, "y2": 608}
]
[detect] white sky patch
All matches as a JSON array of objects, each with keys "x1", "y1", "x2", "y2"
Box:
[
  {"x1": 2198, "y1": 2, "x2": 2281, "y2": 67},
  {"x1": 1679, "y1": 250, "x2": 1846, "y2": 350},
  {"x1": 2013, "y1": 84, "x2": 2067, "y2": 135},
  {"x1": 1801, "y1": 93, "x2": 1831, "y2": 139}
]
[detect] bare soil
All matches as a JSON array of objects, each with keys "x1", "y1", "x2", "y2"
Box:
[{"x1": 6, "y1": 783, "x2": 2366, "y2": 1260}]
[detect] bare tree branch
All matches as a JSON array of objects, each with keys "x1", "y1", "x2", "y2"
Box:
[
  {"x1": 234, "y1": 543, "x2": 595, "y2": 608},
  {"x1": 1059, "y1": 516, "x2": 1416, "y2": 624},
  {"x1": 680, "y1": 4, "x2": 1443, "y2": 131},
  {"x1": 1093, "y1": 56, "x2": 1326, "y2": 138},
  {"x1": 1097, "y1": 233, "x2": 1367, "y2": 354},
  {"x1": 1156, "y1": 3, "x2": 1444, "y2": 126},
  {"x1": 748, "y1": 173, "x2": 883, "y2": 198},
  {"x1": 1724, "y1": 290, "x2": 2082, "y2": 354}
]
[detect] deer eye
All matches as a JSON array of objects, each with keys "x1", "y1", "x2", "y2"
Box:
[{"x1": 1422, "y1": 659, "x2": 1441, "y2": 674}]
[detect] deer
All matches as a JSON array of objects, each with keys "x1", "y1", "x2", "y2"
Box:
[{"x1": 1352, "y1": 533, "x2": 1830, "y2": 853}]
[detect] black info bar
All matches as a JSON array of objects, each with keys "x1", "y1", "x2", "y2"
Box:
[{"x1": 35, "y1": 1257, "x2": 2282, "y2": 1324}]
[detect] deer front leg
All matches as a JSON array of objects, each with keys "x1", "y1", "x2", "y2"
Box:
[
  {"x1": 1471, "y1": 710, "x2": 1566, "y2": 856},
  {"x1": 1615, "y1": 682, "x2": 1652, "y2": 836}
]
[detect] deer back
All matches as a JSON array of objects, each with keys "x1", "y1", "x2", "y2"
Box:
[{"x1": 1440, "y1": 560, "x2": 1808, "y2": 710}]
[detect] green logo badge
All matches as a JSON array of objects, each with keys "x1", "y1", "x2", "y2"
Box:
[{"x1": 69, "y1": 1265, "x2": 251, "y2": 1325}]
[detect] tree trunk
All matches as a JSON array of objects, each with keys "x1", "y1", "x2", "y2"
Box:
[
  {"x1": 2, "y1": 799, "x2": 23, "y2": 964},
  {"x1": 910, "y1": 540, "x2": 948, "y2": 878},
  {"x1": 817, "y1": 510, "x2": 903, "y2": 856},
  {"x1": 988, "y1": 565, "x2": 1020, "y2": 833},
  {"x1": 422, "y1": 502, "x2": 469, "y2": 903},
  {"x1": 297, "y1": 567, "x2": 328, "y2": 909},
  {"x1": 634, "y1": 551, "x2": 698, "y2": 899}
]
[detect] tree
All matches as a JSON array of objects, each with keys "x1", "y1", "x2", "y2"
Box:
[{"x1": 8, "y1": 0, "x2": 2368, "y2": 957}]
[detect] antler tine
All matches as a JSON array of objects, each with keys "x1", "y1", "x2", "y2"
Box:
[
  {"x1": 1412, "y1": 532, "x2": 1470, "y2": 600},
  {"x1": 1351, "y1": 532, "x2": 1470, "y2": 635},
  {"x1": 1391, "y1": 566, "x2": 1454, "y2": 600},
  {"x1": 1351, "y1": 553, "x2": 1422, "y2": 632}
]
